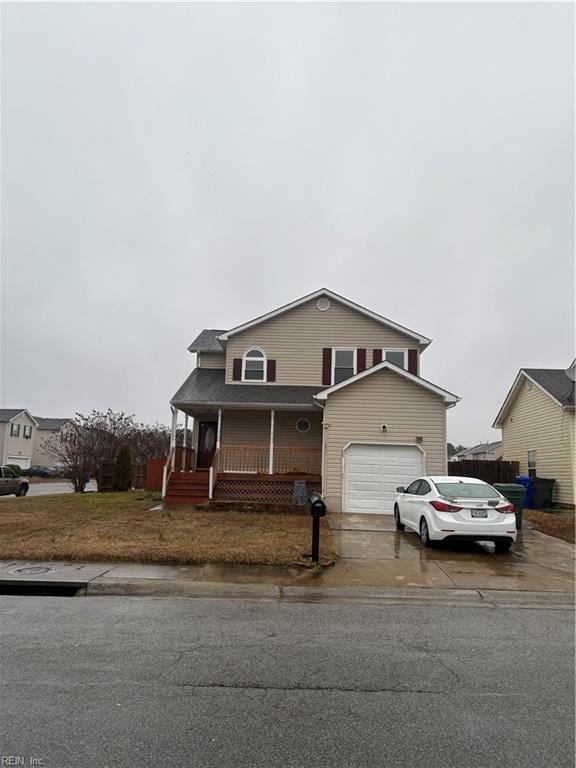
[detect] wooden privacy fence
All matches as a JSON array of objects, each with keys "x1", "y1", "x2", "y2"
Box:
[
  {"x1": 448, "y1": 460, "x2": 520, "y2": 485},
  {"x1": 145, "y1": 448, "x2": 195, "y2": 492},
  {"x1": 98, "y1": 460, "x2": 147, "y2": 492}
]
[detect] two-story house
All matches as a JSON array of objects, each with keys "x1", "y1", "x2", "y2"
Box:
[
  {"x1": 165, "y1": 288, "x2": 459, "y2": 513},
  {"x1": 0, "y1": 409, "x2": 38, "y2": 469}
]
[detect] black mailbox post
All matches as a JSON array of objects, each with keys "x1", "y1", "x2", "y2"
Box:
[{"x1": 309, "y1": 493, "x2": 326, "y2": 563}]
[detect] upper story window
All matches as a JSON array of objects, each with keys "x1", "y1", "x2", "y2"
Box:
[
  {"x1": 332, "y1": 349, "x2": 356, "y2": 385},
  {"x1": 383, "y1": 349, "x2": 407, "y2": 369},
  {"x1": 23, "y1": 425, "x2": 33, "y2": 439},
  {"x1": 10, "y1": 423, "x2": 20, "y2": 438},
  {"x1": 243, "y1": 348, "x2": 266, "y2": 382}
]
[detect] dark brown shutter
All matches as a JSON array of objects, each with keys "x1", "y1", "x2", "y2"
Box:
[
  {"x1": 408, "y1": 349, "x2": 418, "y2": 375},
  {"x1": 357, "y1": 349, "x2": 366, "y2": 373},
  {"x1": 373, "y1": 349, "x2": 383, "y2": 366},
  {"x1": 322, "y1": 348, "x2": 332, "y2": 386},
  {"x1": 266, "y1": 359, "x2": 276, "y2": 382},
  {"x1": 232, "y1": 358, "x2": 242, "y2": 381}
]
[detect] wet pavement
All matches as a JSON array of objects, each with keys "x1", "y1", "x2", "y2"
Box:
[{"x1": 325, "y1": 513, "x2": 575, "y2": 592}]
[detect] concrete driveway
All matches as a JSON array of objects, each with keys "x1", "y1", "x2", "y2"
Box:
[{"x1": 325, "y1": 513, "x2": 575, "y2": 593}]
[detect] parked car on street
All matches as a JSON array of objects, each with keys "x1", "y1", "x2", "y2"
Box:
[
  {"x1": 22, "y1": 465, "x2": 59, "y2": 478},
  {"x1": 0, "y1": 466, "x2": 29, "y2": 496},
  {"x1": 394, "y1": 475, "x2": 517, "y2": 552}
]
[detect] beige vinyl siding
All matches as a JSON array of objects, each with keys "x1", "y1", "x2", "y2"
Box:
[
  {"x1": 220, "y1": 409, "x2": 322, "y2": 448},
  {"x1": 225, "y1": 298, "x2": 420, "y2": 386},
  {"x1": 198, "y1": 352, "x2": 226, "y2": 370},
  {"x1": 501, "y1": 379, "x2": 574, "y2": 506},
  {"x1": 323, "y1": 368, "x2": 447, "y2": 512},
  {"x1": 3, "y1": 412, "x2": 36, "y2": 466},
  {"x1": 32, "y1": 429, "x2": 60, "y2": 465}
]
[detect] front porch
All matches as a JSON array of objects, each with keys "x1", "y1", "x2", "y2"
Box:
[{"x1": 163, "y1": 406, "x2": 323, "y2": 505}]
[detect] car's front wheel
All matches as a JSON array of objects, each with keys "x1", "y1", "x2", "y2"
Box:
[
  {"x1": 16, "y1": 484, "x2": 28, "y2": 497},
  {"x1": 419, "y1": 517, "x2": 434, "y2": 547},
  {"x1": 494, "y1": 540, "x2": 513, "y2": 554},
  {"x1": 394, "y1": 504, "x2": 405, "y2": 530}
]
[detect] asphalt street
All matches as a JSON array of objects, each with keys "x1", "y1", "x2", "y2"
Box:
[
  {"x1": 0, "y1": 596, "x2": 573, "y2": 768},
  {"x1": 0, "y1": 481, "x2": 98, "y2": 498}
]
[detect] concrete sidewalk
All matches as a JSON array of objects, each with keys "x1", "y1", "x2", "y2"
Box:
[{"x1": 0, "y1": 556, "x2": 573, "y2": 609}]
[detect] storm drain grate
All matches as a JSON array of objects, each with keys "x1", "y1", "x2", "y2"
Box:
[{"x1": 8, "y1": 566, "x2": 57, "y2": 576}]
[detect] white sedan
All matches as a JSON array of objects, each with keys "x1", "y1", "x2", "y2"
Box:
[{"x1": 394, "y1": 475, "x2": 517, "y2": 552}]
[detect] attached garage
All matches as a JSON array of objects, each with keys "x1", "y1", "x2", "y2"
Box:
[
  {"x1": 6, "y1": 455, "x2": 31, "y2": 470},
  {"x1": 343, "y1": 443, "x2": 424, "y2": 514}
]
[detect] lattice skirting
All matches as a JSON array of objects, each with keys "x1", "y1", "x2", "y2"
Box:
[{"x1": 215, "y1": 479, "x2": 321, "y2": 505}]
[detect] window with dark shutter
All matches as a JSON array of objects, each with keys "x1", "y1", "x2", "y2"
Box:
[
  {"x1": 408, "y1": 349, "x2": 418, "y2": 375},
  {"x1": 373, "y1": 349, "x2": 383, "y2": 366},
  {"x1": 357, "y1": 349, "x2": 366, "y2": 373},
  {"x1": 322, "y1": 349, "x2": 332, "y2": 385},
  {"x1": 232, "y1": 358, "x2": 242, "y2": 381},
  {"x1": 267, "y1": 359, "x2": 276, "y2": 382}
]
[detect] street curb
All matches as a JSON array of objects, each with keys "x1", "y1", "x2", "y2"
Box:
[
  {"x1": 86, "y1": 579, "x2": 280, "y2": 600},
  {"x1": 85, "y1": 579, "x2": 575, "y2": 608}
]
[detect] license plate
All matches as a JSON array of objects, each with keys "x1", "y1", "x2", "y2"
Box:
[{"x1": 471, "y1": 509, "x2": 488, "y2": 518}]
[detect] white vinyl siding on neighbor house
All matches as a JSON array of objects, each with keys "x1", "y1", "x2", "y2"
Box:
[
  {"x1": 322, "y1": 367, "x2": 447, "y2": 513},
  {"x1": 225, "y1": 297, "x2": 420, "y2": 386},
  {"x1": 501, "y1": 379, "x2": 574, "y2": 506},
  {"x1": 1, "y1": 412, "x2": 36, "y2": 466},
  {"x1": 32, "y1": 429, "x2": 61, "y2": 465},
  {"x1": 197, "y1": 353, "x2": 226, "y2": 370}
]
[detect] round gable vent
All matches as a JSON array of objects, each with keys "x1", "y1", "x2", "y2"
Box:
[{"x1": 316, "y1": 297, "x2": 330, "y2": 311}]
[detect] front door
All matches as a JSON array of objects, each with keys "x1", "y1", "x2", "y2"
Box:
[{"x1": 196, "y1": 422, "x2": 217, "y2": 469}]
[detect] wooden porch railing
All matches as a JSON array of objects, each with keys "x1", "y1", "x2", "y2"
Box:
[{"x1": 217, "y1": 445, "x2": 321, "y2": 475}]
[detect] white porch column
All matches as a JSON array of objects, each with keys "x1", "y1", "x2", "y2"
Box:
[
  {"x1": 170, "y1": 407, "x2": 178, "y2": 471},
  {"x1": 216, "y1": 408, "x2": 222, "y2": 450},
  {"x1": 181, "y1": 413, "x2": 188, "y2": 471},
  {"x1": 268, "y1": 409, "x2": 275, "y2": 475}
]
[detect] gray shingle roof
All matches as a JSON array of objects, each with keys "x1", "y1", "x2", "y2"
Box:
[
  {"x1": 35, "y1": 417, "x2": 70, "y2": 430},
  {"x1": 456, "y1": 441, "x2": 502, "y2": 458},
  {"x1": 187, "y1": 330, "x2": 227, "y2": 353},
  {"x1": 171, "y1": 369, "x2": 323, "y2": 408},
  {"x1": 0, "y1": 408, "x2": 27, "y2": 422},
  {"x1": 524, "y1": 369, "x2": 575, "y2": 407}
]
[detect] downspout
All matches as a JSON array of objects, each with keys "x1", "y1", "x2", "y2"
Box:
[{"x1": 316, "y1": 401, "x2": 325, "y2": 498}]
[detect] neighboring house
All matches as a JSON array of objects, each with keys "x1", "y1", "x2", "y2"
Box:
[
  {"x1": 32, "y1": 418, "x2": 70, "y2": 465},
  {"x1": 449, "y1": 441, "x2": 503, "y2": 462},
  {"x1": 166, "y1": 288, "x2": 459, "y2": 513},
  {"x1": 0, "y1": 409, "x2": 38, "y2": 469},
  {"x1": 493, "y1": 363, "x2": 575, "y2": 508}
]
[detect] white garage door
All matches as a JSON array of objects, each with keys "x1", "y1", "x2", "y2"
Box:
[
  {"x1": 343, "y1": 444, "x2": 424, "y2": 514},
  {"x1": 6, "y1": 456, "x2": 31, "y2": 470}
]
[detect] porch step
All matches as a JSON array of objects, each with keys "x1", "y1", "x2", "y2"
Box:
[{"x1": 166, "y1": 471, "x2": 209, "y2": 505}]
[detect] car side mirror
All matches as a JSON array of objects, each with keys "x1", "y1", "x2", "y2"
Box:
[{"x1": 396, "y1": 486, "x2": 405, "y2": 494}]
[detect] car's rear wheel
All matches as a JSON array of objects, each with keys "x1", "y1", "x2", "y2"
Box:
[
  {"x1": 419, "y1": 517, "x2": 434, "y2": 547},
  {"x1": 16, "y1": 484, "x2": 28, "y2": 497},
  {"x1": 394, "y1": 504, "x2": 405, "y2": 530},
  {"x1": 494, "y1": 540, "x2": 513, "y2": 554}
]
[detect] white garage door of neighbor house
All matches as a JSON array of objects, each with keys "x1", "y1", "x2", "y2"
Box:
[
  {"x1": 6, "y1": 456, "x2": 31, "y2": 470},
  {"x1": 344, "y1": 444, "x2": 424, "y2": 515}
]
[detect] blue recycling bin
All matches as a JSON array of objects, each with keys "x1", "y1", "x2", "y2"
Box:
[{"x1": 514, "y1": 476, "x2": 534, "y2": 508}]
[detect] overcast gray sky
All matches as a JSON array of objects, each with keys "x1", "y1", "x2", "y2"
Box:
[{"x1": 1, "y1": 2, "x2": 573, "y2": 445}]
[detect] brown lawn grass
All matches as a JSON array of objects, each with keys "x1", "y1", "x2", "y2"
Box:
[
  {"x1": 0, "y1": 491, "x2": 338, "y2": 566},
  {"x1": 524, "y1": 510, "x2": 575, "y2": 544}
]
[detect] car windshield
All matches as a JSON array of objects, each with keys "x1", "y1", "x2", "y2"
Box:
[{"x1": 435, "y1": 482, "x2": 500, "y2": 499}]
